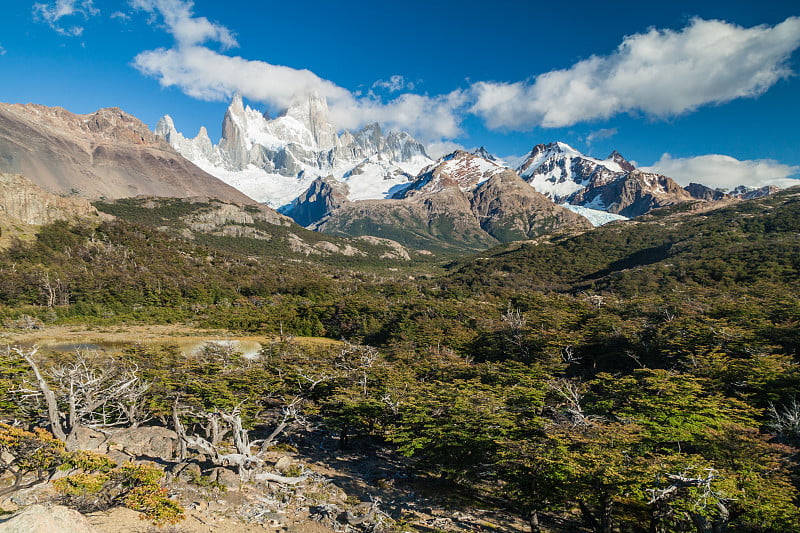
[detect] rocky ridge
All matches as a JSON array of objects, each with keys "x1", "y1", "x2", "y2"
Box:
[
  {"x1": 515, "y1": 142, "x2": 695, "y2": 217},
  {"x1": 0, "y1": 173, "x2": 101, "y2": 225},
  {"x1": 156, "y1": 93, "x2": 432, "y2": 208},
  {"x1": 0, "y1": 102, "x2": 256, "y2": 204},
  {"x1": 313, "y1": 151, "x2": 592, "y2": 252}
]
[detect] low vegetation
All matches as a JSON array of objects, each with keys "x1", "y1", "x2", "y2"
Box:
[{"x1": 0, "y1": 188, "x2": 799, "y2": 531}]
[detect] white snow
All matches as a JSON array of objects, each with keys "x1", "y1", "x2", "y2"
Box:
[
  {"x1": 162, "y1": 95, "x2": 434, "y2": 209},
  {"x1": 582, "y1": 195, "x2": 610, "y2": 211},
  {"x1": 562, "y1": 204, "x2": 628, "y2": 226},
  {"x1": 192, "y1": 160, "x2": 314, "y2": 208},
  {"x1": 528, "y1": 174, "x2": 586, "y2": 198}
]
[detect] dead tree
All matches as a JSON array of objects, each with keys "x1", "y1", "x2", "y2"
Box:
[
  {"x1": 172, "y1": 401, "x2": 306, "y2": 482},
  {"x1": 13, "y1": 346, "x2": 151, "y2": 450},
  {"x1": 334, "y1": 342, "x2": 379, "y2": 396},
  {"x1": 549, "y1": 379, "x2": 599, "y2": 428},
  {"x1": 647, "y1": 469, "x2": 730, "y2": 533}
]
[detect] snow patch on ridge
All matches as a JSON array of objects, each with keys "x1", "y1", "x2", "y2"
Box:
[{"x1": 562, "y1": 204, "x2": 628, "y2": 226}]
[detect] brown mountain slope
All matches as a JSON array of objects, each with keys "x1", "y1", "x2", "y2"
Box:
[
  {"x1": 314, "y1": 152, "x2": 592, "y2": 252},
  {"x1": 0, "y1": 102, "x2": 255, "y2": 204}
]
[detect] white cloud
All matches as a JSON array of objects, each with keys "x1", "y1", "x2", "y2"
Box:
[
  {"x1": 33, "y1": 0, "x2": 98, "y2": 36},
  {"x1": 130, "y1": 0, "x2": 237, "y2": 49},
  {"x1": 585, "y1": 128, "x2": 618, "y2": 144},
  {"x1": 471, "y1": 17, "x2": 800, "y2": 130},
  {"x1": 642, "y1": 153, "x2": 800, "y2": 189},
  {"x1": 426, "y1": 141, "x2": 466, "y2": 159},
  {"x1": 131, "y1": 0, "x2": 465, "y2": 140},
  {"x1": 372, "y1": 75, "x2": 416, "y2": 93},
  {"x1": 111, "y1": 11, "x2": 131, "y2": 22},
  {"x1": 0, "y1": 44, "x2": 6, "y2": 56}
]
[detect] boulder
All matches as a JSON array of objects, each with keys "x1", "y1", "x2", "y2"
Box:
[
  {"x1": 205, "y1": 467, "x2": 240, "y2": 490},
  {"x1": 108, "y1": 426, "x2": 178, "y2": 459},
  {"x1": 274, "y1": 456, "x2": 293, "y2": 473},
  {"x1": 0, "y1": 504, "x2": 99, "y2": 533},
  {"x1": 66, "y1": 427, "x2": 108, "y2": 452}
]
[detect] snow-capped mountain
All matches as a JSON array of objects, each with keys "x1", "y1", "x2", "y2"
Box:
[
  {"x1": 397, "y1": 150, "x2": 507, "y2": 197},
  {"x1": 515, "y1": 142, "x2": 694, "y2": 217},
  {"x1": 156, "y1": 93, "x2": 432, "y2": 209},
  {"x1": 312, "y1": 150, "x2": 593, "y2": 252}
]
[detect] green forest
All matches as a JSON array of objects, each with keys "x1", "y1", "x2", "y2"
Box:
[{"x1": 1, "y1": 189, "x2": 799, "y2": 532}]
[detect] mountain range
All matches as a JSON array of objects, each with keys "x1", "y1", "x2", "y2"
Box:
[
  {"x1": 155, "y1": 93, "x2": 432, "y2": 210},
  {"x1": 159, "y1": 94, "x2": 779, "y2": 227},
  {"x1": 0, "y1": 94, "x2": 788, "y2": 256}
]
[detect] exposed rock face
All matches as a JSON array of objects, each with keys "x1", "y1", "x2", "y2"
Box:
[
  {"x1": 316, "y1": 151, "x2": 591, "y2": 252},
  {"x1": 516, "y1": 142, "x2": 695, "y2": 216},
  {"x1": 471, "y1": 146, "x2": 499, "y2": 162},
  {"x1": 108, "y1": 426, "x2": 179, "y2": 460},
  {"x1": 179, "y1": 199, "x2": 291, "y2": 236},
  {"x1": 0, "y1": 173, "x2": 100, "y2": 224},
  {"x1": 289, "y1": 176, "x2": 351, "y2": 227},
  {"x1": 684, "y1": 182, "x2": 780, "y2": 203},
  {"x1": 157, "y1": 92, "x2": 432, "y2": 208},
  {"x1": 573, "y1": 170, "x2": 696, "y2": 217},
  {"x1": 607, "y1": 150, "x2": 636, "y2": 172},
  {"x1": 731, "y1": 184, "x2": 781, "y2": 199},
  {"x1": 470, "y1": 170, "x2": 592, "y2": 240},
  {"x1": 397, "y1": 150, "x2": 506, "y2": 197},
  {"x1": 0, "y1": 102, "x2": 255, "y2": 204},
  {"x1": 0, "y1": 504, "x2": 99, "y2": 533},
  {"x1": 685, "y1": 182, "x2": 730, "y2": 201}
]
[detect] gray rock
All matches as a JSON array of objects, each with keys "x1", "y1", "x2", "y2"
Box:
[
  {"x1": 175, "y1": 461, "x2": 202, "y2": 481},
  {"x1": 66, "y1": 427, "x2": 108, "y2": 452},
  {"x1": 0, "y1": 504, "x2": 99, "y2": 533},
  {"x1": 206, "y1": 467, "x2": 240, "y2": 490},
  {"x1": 107, "y1": 426, "x2": 178, "y2": 459},
  {"x1": 274, "y1": 456, "x2": 293, "y2": 473}
]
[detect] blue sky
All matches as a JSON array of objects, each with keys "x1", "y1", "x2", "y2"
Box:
[{"x1": 1, "y1": 0, "x2": 799, "y2": 188}]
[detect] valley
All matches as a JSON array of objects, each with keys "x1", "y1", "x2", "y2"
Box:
[{"x1": 0, "y1": 98, "x2": 798, "y2": 533}]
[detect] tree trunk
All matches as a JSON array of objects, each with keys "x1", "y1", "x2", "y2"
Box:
[
  {"x1": 172, "y1": 400, "x2": 187, "y2": 461},
  {"x1": 689, "y1": 501, "x2": 729, "y2": 533},
  {"x1": 691, "y1": 513, "x2": 713, "y2": 533},
  {"x1": 599, "y1": 494, "x2": 614, "y2": 533},
  {"x1": 528, "y1": 509, "x2": 541, "y2": 533},
  {"x1": 20, "y1": 348, "x2": 67, "y2": 442},
  {"x1": 649, "y1": 501, "x2": 672, "y2": 533},
  {"x1": 578, "y1": 500, "x2": 600, "y2": 533},
  {"x1": 579, "y1": 497, "x2": 614, "y2": 533}
]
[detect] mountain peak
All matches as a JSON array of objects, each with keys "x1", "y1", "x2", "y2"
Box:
[
  {"x1": 472, "y1": 146, "x2": 497, "y2": 161},
  {"x1": 554, "y1": 141, "x2": 578, "y2": 153},
  {"x1": 155, "y1": 115, "x2": 177, "y2": 138},
  {"x1": 607, "y1": 150, "x2": 635, "y2": 172},
  {"x1": 228, "y1": 93, "x2": 245, "y2": 114},
  {"x1": 282, "y1": 92, "x2": 337, "y2": 150}
]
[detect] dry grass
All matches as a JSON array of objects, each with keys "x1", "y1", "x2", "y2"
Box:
[{"x1": 0, "y1": 323, "x2": 343, "y2": 353}]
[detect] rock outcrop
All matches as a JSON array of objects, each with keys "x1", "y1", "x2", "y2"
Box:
[
  {"x1": 0, "y1": 173, "x2": 100, "y2": 224},
  {"x1": 289, "y1": 176, "x2": 351, "y2": 227},
  {"x1": 572, "y1": 170, "x2": 696, "y2": 218},
  {"x1": 685, "y1": 182, "x2": 730, "y2": 201}
]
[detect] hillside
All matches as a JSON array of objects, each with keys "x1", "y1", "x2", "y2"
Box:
[
  {"x1": 0, "y1": 102, "x2": 256, "y2": 204},
  {"x1": 0, "y1": 184, "x2": 799, "y2": 533},
  {"x1": 446, "y1": 185, "x2": 800, "y2": 295}
]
